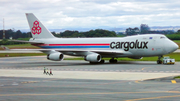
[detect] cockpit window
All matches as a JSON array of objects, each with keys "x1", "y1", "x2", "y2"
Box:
[{"x1": 160, "y1": 36, "x2": 165, "y2": 39}]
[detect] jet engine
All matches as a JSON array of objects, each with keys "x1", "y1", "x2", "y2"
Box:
[
  {"x1": 47, "y1": 52, "x2": 64, "y2": 61},
  {"x1": 84, "y1": 53, "x2": 101, "y2": 62}
]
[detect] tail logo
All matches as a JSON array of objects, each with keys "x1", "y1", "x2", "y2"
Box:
[{"x1": 32, "y1": 20, "x2": 42, "y2": 35}]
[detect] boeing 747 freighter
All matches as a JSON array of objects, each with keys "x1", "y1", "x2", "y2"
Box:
[{"x1": 6, "y1": 13, "x2": 179, "y2": 64}]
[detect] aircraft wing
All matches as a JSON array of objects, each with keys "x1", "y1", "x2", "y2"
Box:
[
  {"x1": 57, "y1": 49, "x2": 129, "y2": 56},
  {"x1": 2, "y1": 47, "x2": 131, "y2": 56}
]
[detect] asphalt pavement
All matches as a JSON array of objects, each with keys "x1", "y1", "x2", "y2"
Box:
[{"x1": 1, "y1": 56, "x2": 180, "y2": 101}]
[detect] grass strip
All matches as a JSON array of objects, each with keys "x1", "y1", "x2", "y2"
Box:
[
  {"x1": 0, "y1": 53, "x2": 179, "y2": 61},
  {"x1": 0, "y1": 53, "x2": 46, "y2": 57},
  {"x1": 174, "y1": 76, "x2": 180, "y2": 79},
  {"x1": 62, "y1": 53, "x2": 180, "y2": 61}
]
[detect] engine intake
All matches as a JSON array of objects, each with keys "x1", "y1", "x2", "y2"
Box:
[
  {"x1": 47, "y1": 52, "x2": 64, "y2": 61},
  {"x1": 84, "y1": 53, "x2": 101, "y2": 62}
]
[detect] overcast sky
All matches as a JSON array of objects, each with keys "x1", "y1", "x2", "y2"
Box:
[{"x1": 1, "y1": 0, "x2": 180, "y2": 30}]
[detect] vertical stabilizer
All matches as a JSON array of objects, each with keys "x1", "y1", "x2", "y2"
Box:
[{"x1": 26, "y1": 13, "x2": 55, "y2": 39}]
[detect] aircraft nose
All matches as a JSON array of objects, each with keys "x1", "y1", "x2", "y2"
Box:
[
  {"x1": 173, "y1": 42, "x2": 179, "y2": 51},
  {"x1": 167, "y1": 41, "x2": 179, "y2": 53}
]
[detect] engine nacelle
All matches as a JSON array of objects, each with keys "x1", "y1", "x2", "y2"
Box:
[
  {"x1": 84, "y1": 53, "x2": 101, "y2": 62},
  {"x1": 128, "y1": 57, "x2": 143, "y2": 59},
  {"x1": 47, "y1": 52, "x2": 64, "y2": 61}
]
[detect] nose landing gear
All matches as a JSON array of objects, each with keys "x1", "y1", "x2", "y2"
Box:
[{"x1": 157, "y1": 56, "x2": 163, "y2": 64}]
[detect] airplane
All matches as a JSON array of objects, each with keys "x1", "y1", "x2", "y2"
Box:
[{"x1": 5, "y1": 13, "x2": 179, "y2": 64}]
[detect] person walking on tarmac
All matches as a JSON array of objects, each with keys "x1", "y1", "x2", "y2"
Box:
[
  {"x1": 49, "y1": 69, "x2": 53, "y2": 75},
  {"x1": 43, "y1": 67, "x2": 46, "y2": 74},
  {"x1": 46, "y1": 68, "x2": 49, "y2": 75}
]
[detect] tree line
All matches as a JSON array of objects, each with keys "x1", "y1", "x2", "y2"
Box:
[
  {"x1": 0, "y1": 29, "x2": 117, "y2": 40},
  {"x1": 125, "y1": 24, "x2": 175, "y2": 35},
  {"x1": 0, "y1": 27, "x2": 180, "y2": 45},
  {"x1": 0, "y1": 29, "x2": 117, "y2": 45},
  {"x1": 53, "y1": 29, "x2": 117, "y2": 38},
  {"x1": 166, "y1": 32, "x2": 180, "y2": 40},
  {"x1": 0, "y1": 29, "x2": 31, "y2": 39}
]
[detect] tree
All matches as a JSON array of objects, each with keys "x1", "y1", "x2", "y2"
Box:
[
  {"x1": 59, "y1": 29, "x2": 117, "y2": 37},
  {"x1": 140, "y1": 24, "x2": 150, "y2": 34},
  {"x1": 126, "y1": 27, "x2": 140, "y2": 35},
  {"x1": 177, "y1": 29, "x2": 180, "y2": 33},
  {"x1": 14, "y1": 30, "x2": 23, "y2": 39}
]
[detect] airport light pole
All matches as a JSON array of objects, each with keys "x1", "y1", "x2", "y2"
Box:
[{"x1": 3, "y1": 18, "x2": 5, "y2": 39}]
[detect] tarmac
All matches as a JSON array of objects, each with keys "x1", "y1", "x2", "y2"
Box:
[
  {"x1": 1, "y1": 69, "x2": 179, "y2": 81},
  {"x1": 1, "y1": 56, "x2": 180, "y2": 101}
]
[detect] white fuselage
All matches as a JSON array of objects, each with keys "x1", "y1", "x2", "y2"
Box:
[{"x1": 31, "y1": 34, "x2": 178, "y2": 58}]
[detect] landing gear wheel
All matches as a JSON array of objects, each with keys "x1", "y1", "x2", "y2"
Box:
[
  {"x1": 157, "y1": 56, "x2": 163, "y2": 64},
  {"x1": 109, "y1": 58, "x2": 117, "y2": 63},
  {"x1": 157, "y1": 60, "x2": 162, "y2": 64},
  {"x1": 100, "y1": 60, "x2": 105, "y2": 64}
]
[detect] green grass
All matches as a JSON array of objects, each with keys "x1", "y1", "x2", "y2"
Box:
[
  {"x1": 141, "y1": 53, "x2": 180, "y2": 61},
  {"x1": 65, "y1": 53, "x2": 180, "y2": 61},
  {"x1": 104, "y1": 53, "x2": 179, "y2": 61},
  {"x1": 0, "y1": 53, "x2": 46, "y2": 57},
  {"x1": 174, "y1": 76, "x2": 180, "y2": 79},
  {"x1": 5, "y1": 43, "x2": 32, "y2": 47},
  {"x1": 0, "y1": 53, "x2": 179, "y2": 62},
  {"x1": 173, "y1": 40, "x2": 180, "y2": 42},
  {"x1": 173, "y1": 40, "x2": 180, "y2": 49},
  {"x1": 0, "y1": 44, "x2": 40, "y2": 50}
]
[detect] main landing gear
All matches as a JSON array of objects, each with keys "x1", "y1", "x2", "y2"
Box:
[
  {"x1": 157, "y1": 56, "x2": 163, "y2": 64},
  {"x1": 109, "y1": 58, "x2": 117, "y2": 63}
]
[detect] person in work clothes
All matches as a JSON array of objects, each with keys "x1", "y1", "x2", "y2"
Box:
[
  {"x1": 49, "y1": 69, "x2": 53, "y2": 75},
  {"x1": 46, "y1": 68, "x2": 49, "y2": 75},
  {"x1": 43, "y1": 67, "x2": 46, "y2": 74}
]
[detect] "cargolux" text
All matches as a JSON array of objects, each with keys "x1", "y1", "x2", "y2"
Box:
[{"x1": 110, "y1": 40, "x2": 148, "y2": 51}]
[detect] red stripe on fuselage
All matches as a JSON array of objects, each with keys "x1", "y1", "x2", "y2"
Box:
[{"x1": 33, "y1": 44, "x2": 110, "y2": 46}]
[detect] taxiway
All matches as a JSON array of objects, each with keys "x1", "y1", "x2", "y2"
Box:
[{"x1": 0, "y1": 56, "x2": 180, "y2": 101}]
